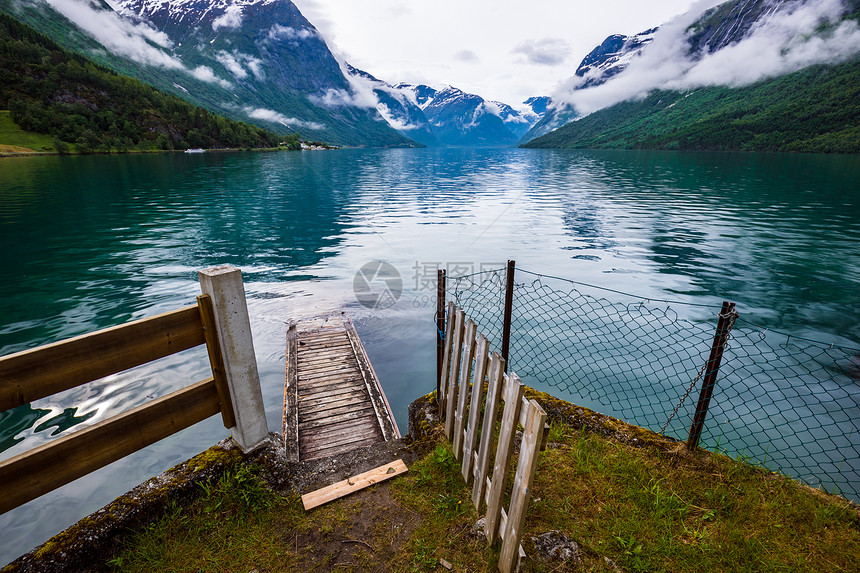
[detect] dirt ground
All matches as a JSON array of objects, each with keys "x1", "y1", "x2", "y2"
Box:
[{"x1": 290, "y1": 483, "x2": 425, "y2": 572}]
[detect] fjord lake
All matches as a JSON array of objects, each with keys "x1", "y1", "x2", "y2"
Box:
[{"x1": 1, "y1": 148, "x2": 858, "y2": 562}]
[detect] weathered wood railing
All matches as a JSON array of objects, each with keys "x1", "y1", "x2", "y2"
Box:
[
  {"x1": 438, "y1": 302, "x2": 548, "y2": 573},
  {"x1": 0, "y1": 264, "x2": 268, "y2": 515}
]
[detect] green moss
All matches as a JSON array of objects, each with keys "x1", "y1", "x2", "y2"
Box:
[
  {"x1": 7, "y1": 442, "x2": 245, "y2": 570},
  {"x1": 524, "y1": 386, "x2": 676, "y2": 450}
]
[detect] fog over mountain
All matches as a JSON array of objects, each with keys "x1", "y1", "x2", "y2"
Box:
[{"x1": 555, "y1": 0, "x2": 860, "y2": 116}]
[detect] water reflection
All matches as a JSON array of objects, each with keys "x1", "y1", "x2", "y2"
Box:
[{"x1": 0, "y1": 148, "x2": 858, "y2": 564}]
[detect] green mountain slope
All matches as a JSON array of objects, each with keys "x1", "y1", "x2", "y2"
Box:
[
  {"x1": 0, "y1": 12, "x2": 287, "y2": 152},
  {"x1": 523, "y1": 58, "x2": 860, "y2": 153}
]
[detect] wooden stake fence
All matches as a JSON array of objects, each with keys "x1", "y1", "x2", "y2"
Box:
[
  {"x1": 438, "y1": 301, "x2": 547, "y2": 573},
  {"x1": 0, "y1": 264, "x2": 267, "y2": 515}
]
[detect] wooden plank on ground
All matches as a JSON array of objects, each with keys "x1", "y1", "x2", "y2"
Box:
[{"x1": 301, "y1": 459, "x2": 408, "y2": 510}]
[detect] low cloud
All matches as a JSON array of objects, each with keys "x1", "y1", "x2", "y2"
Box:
[
  {"x1": 481, "y1": 101, "x2": 501, "y2": 117},
  {"x1": 212, "y1": 4, "x2": 243, "y2": 32},
  {"x1": 338, "y1": 68, "x2": 433, "y2": 131},
  {"x1": 376, "y1": 104, "x2": 423, "y2": 131},
  {"x1": 385, "y1": 4, "x2": 411, "y2": 18},
  {"x1": 267, "y1": 24, "x2": 319, "y2": 42},
  {"x1": 454, "y1": 49, "x2": 479, "y2": 63},
  {"x1": 44, "y1": 0, "x2": 232, "y2": 87},
  {"x1": 310, "y1": 88, "x2": 377, "y2": 108},
  {"x1": 668, "y1": 0, "x2": 860, "y2": 89},
  {"x1": 190, "y1": 65, "x2": 232, "y2": 88},
  {"x1": 215, "y1": 50, "x2": 265, "y2": 81},
  {"x1": 512, "y1": 38, "x2": 571, "y2": 66},
  {"x1": 241, "y1": 107, "x2": 326, "y2": 131},
  {"x1": 47, "y1": 0, "x2": 179, "y2": 68},
  {"x1": 557, "y1": 0, "x2": 860, "y2": 115},
  {"x1": 216, "y1": 51, "x2": 247, "y2": 79}
]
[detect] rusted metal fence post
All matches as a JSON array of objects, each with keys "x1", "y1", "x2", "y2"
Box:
[
  {"x1": 436, "y1": 268, "x2": 446, "y2": 395},
  {"x1": 500, "y1": 260, "x2": 516, "y2": 373},
  {"x1": 687, "y1": 300, "x2": 737, "y2": 450}
]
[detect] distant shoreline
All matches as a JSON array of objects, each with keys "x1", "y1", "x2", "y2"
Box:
[{"x1": 0, "y1": 146, "x2": 316, "y2": 159}]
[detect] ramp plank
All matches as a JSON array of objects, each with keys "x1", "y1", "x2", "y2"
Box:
[{"x1": 284, "y1": 314, "x2": 400, "y2": 461}]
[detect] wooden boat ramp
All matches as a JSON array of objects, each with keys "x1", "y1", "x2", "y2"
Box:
[{"x1": 282, "y1": 313, "x2": 399, "y2": 462}]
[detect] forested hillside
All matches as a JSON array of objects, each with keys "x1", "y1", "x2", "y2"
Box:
[
  {"x1": 0, "y1": 13, "x2": 290, "y2": 153},
  {"x1": 523, "y1": 59, "x2": 860, "y2": 153}
]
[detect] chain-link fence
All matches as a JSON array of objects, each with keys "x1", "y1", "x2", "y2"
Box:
[{"x1": 446, "y1": 265, "x2": 860, "y2": 501}]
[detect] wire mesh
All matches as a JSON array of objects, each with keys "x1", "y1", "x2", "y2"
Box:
[
  {"x1": 448, "y1": 267, "x2": 507, "y2": 356},
  {"x1": 701, "y1": 318, "x2": 860, "y2": 497},
  {"x1": 506, "y1": 274, "x2": 718, "y2": 440},
  {"x1": 444, "y1": 265, "x2": 860, "y2": 501}
]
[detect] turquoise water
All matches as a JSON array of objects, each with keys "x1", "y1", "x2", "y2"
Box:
[{"x1": 0, "y1": 148, "x2": 858, "y2": 563}]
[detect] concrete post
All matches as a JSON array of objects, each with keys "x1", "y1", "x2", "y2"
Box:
[{"x1": 198, "y1": 264, "x2": 268, "y2": 452}]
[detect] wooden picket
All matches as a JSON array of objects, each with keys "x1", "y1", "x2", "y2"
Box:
[
  {"x1": 438, "y1": 304, "x2": 547, "y2": 573},
  {"x1": 452, "y1": 319, "x2": 477, "y2": 457}
]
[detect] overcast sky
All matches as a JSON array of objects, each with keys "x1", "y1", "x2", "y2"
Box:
[{"x1": 291, "y1": 0, "x2": 709, "y2": 107}]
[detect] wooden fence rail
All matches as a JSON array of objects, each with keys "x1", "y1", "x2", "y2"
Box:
[
  {"x1": 0, "y1": 264, "x2": 267, "y2": 516},
  {"x1": 438, "y1": 301, "x2": 547, "y2": 573}
]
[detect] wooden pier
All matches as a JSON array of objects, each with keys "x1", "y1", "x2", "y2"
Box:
[{"x1": 282, "y1": 313, "x2": 399, "y2": 462}]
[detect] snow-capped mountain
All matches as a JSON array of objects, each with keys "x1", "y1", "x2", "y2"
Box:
[
  {"x1": 574, "y1": 28, "x2": 657, "y2": 87},
  {"x1": 522, "y1": 0, "x2": 859, "y2": 145},
  {"x1": 3, "y1": 0, "x2": 414, "y2": 146},
  {"x1": 521, "y1": 28, "x2": 656, "y2": 142},
  {"x1": 344, "y1": 65, "x2": 438, "y2": 146},
  {"x1": 523, "y1": 0, "x2": 860, "y2": 150},
  {"x1": 109, "y1": 0, "x2": 416, "y2": 145},
  {"x1": 2, "y1": 0, "x2": 548, "y2": 147},
  {"x1": 345, "y1": 64, "x2": 547, "y2": 146},
  {"x1": 486, "y1": 101, "x2": 535, "y2": 139},
  {"x1": 393, "y1": 84, "x2": 524, "y2": 146},
  {"x1": 521, "y1": 96, "x2": 551, "y2": 120}
]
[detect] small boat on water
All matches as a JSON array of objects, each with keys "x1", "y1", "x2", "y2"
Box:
[{"x1": 184, "y1": 148, "x2": 205, "y2": 154}]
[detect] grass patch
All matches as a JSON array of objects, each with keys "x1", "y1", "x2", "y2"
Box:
[
  {"x1": 103, "y1": 414, "x2": 859, "y2": 572},
  {"x1": 0, "y1": 111, "x2": 56, "y2": 153},
  {"x1": 106, "y1": 464, "x2": 302, "y2": 572},
  {"x1": 526, "y1": 423, "x2": 860, "y2": 572}
]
